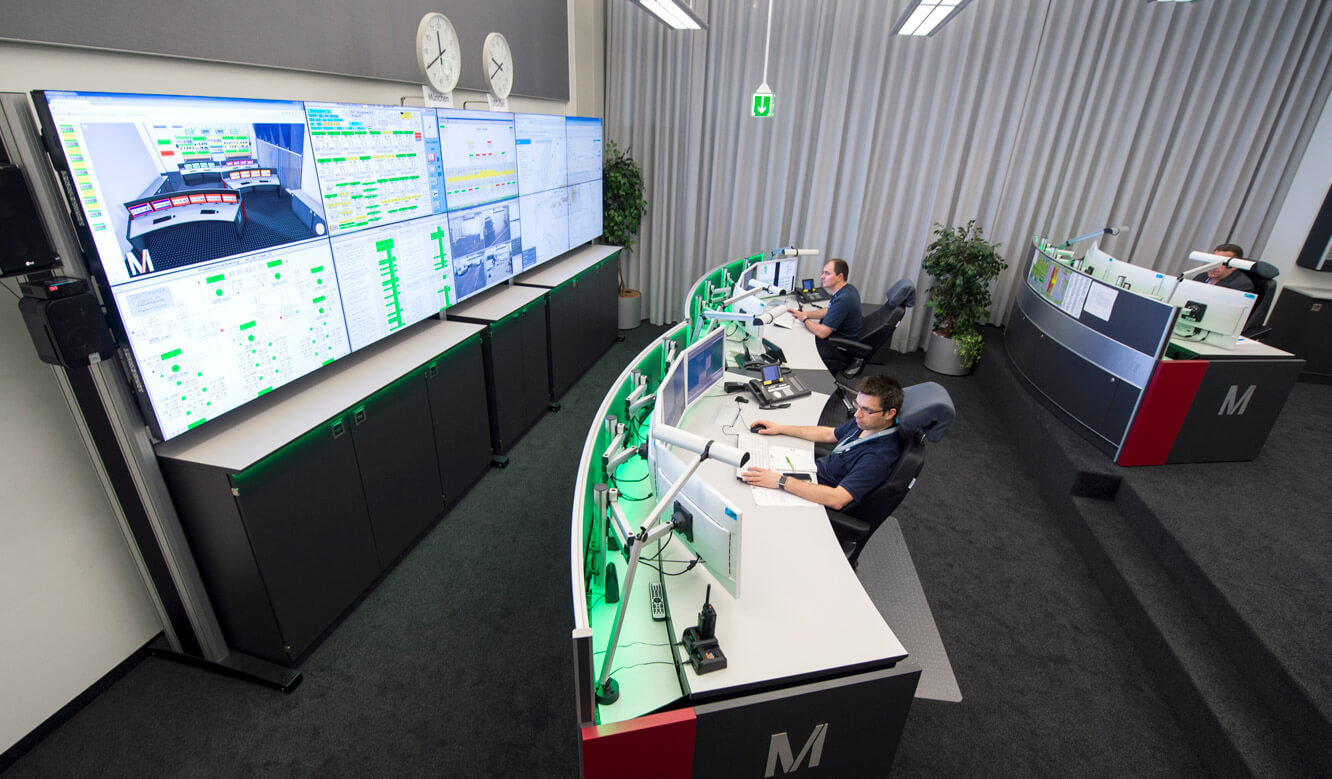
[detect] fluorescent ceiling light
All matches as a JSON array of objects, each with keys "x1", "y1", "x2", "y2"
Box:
[
  {"x1": 635, "y1": 0, "x2": 707, "y2": 30},
  {"x1": 892, "y1": 0, "x2": 972, "y2": 37}
]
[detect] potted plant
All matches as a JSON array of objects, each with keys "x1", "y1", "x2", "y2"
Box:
[
  {"x1": 602, "y1": 140, "x2": 648, "y2": 330},
  {"x1": 921, "y1": 220, "x2": 1007, "y2": 375}
]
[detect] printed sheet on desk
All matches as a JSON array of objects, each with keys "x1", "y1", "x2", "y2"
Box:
[{"x1": 734, "y1": 429, "x2": 819, "y2": 507}]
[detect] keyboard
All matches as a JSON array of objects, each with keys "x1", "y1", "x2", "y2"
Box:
[{"x1": 734, "y1": 429, "x2": 770, "y2": 479}]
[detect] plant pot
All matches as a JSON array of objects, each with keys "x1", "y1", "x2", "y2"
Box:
[
  {"x1": 923, "y1": 330, "x2": 972, "y2": 376},
  {"x1": 617, "y1": 289, "x2": 643, "y2": 330}
]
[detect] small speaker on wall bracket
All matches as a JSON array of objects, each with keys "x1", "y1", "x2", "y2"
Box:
[
  {"x1": 19, "y1": 277, "x2": 117, "y2": 368},
  {"x1": 0, "y1": 164, "x2": 61, "y2": 277}
]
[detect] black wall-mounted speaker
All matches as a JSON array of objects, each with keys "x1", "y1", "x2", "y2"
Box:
[
  {"x1": 19, "y1": 290, "x2": 116, "y2": 368},
  {"x1": 0, "y1": 164, "x2": 60, "y2": 277}
]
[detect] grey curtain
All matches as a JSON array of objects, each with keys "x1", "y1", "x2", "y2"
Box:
[{"x1": 605, "y1": 0, "x2": 1332, "y2": 350}]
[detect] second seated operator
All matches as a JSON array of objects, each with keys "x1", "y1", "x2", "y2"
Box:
[
  {"x1": 1192, "y1": 243, "x2": 1255, "y2": 293},
  {"x1": 741, "y1": 375, "x2": 903, "y2": 511},
  {"x1": 792, "y1": 259, "x2": 863, "y2": 373}
]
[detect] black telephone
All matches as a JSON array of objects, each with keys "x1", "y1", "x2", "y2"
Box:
[{"x1": 748, "y1": 364, "x2": 810, "y2": 406}]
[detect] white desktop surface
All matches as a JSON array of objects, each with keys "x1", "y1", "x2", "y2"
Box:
[
  {"x1": 669, "y1": 384, "x2": 907, "y2": 696},
  {"x1": 593, "y1": 377, "x2": 906, "y2": 724},
  {"x1": 736, "y1": 296, "x2": 827, "y2": 371},
  {"x1": 515, "y1": 244, "x2": 620, "y2": 288},
  {"x1": 1168, "y1": 334, "x2": 1295, "y2": 359},
  {"x1": 448, "y1": 283, "x2": 548, "y2": 322},
  {"x1": 127, "y1": 201, "x2": 240, "y2": 241},
  {"x1": 156, "y1": 319, "x2": 483, "y2": 471}
]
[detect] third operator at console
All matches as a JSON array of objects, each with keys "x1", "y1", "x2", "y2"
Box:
[{"x1": 741, "y1": 375, "x2": 903, "y2": 510}]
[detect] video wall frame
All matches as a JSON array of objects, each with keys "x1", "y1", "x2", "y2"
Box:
[{"x1": 34, "y1": 89, "x2": 603, "y2": 441}]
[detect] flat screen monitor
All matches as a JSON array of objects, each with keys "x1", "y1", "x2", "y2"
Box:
[
  {"x1": 566, "y1": 116, "x2": 602, "y2": 185},
  {"x1": 447, "y1": 198, "x2": 522, "y2": 302},
  {"x1": 684, "y1": 326, "x2": 725, "y2": 405},
  {"x1": 567, "y1": 179, "x2": 602, "y2": 247},
  {"x1": 514, "y1": 113, "x2": 567, "y2": 195},
  {"x1": 437, "y1": 108, "x2": 518, "y2": 211},
  {"x1": 1167, "y1": 279, "x2": 1257, "y2": 349},
  {"x1": 656, "y1": 357, "x2": 688, "y2": 429},
  {"x1": 1084, "y1": 244, "x2": 1177, "y2": 301},
  {"x1": 751, "y1": 258, "x2": 797, "y2": 293},
  {"x1": 517, "y1": 187, "x2": 570, "y2": 270},
  {"x1": 652, "y1": 441, "x2": 743, "y2": 599}
]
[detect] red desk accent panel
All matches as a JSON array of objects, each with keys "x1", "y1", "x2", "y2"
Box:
[
  {"x1": 582, "y1": 707, "x2": 697, "y2": 779},
  {"x1": 1117, "y1": 360, "x2": 1208, "y2": 466}
]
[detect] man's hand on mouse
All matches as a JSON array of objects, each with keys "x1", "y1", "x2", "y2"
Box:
[{"x1": 750, "y1": 420, "x2": 782, "y2": 435}]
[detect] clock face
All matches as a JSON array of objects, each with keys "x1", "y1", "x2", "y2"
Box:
[
  {"x1": 483, "y1": 32, "x2": 514, "y2": 100},
  {"x1": 416, "y1": 13, "x2": 461, "y2": 93}
]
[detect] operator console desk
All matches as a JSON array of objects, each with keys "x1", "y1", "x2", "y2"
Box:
[{"x1": 584, "y1": 291, "x2": 918, "y2": 778}]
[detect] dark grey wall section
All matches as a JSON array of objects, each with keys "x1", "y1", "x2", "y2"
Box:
[{"x1": 4, "y1": 0, "x2": 569, "y2": 101}]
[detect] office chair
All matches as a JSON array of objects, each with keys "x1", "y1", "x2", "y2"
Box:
[
  {"x1": 1241, "y1": 261, "x2": 1280, "y2": 340},
  {"x1": 824, "y1": 381, "x2": 955, "y2": 569},
  {"x1": 824, "y1": 279, "x2": 916, "y2": 379}
]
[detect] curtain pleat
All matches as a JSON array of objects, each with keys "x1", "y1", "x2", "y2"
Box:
[{"x1": 605, "y1": 0, "x2": 1332, "y2": 347}]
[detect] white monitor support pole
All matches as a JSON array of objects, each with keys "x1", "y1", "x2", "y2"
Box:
[{"x1": 594, "y1": 427, "x2": 749, "y2": 705}]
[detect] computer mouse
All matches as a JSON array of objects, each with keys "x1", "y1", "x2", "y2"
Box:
[{"x1": 750, "y1": 422, "x2": 768, "y2": 433}]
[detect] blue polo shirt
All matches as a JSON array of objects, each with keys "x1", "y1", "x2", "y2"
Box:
[
  {"x1": 816, "y1": 419, "x2": 902, "y2": 507},
  {"x1": 821, "y1": 284, "x2": 863, "y2": 340}
]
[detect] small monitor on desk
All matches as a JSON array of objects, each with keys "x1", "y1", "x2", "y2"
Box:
[
  {"x1": 1167, "y1": 279, "x2": 1257, "y2": 350},
  {"x1": 651, "y1": 437, "x2": 743, "y2": 599},
  {"x1": 655, "y1": 356, "x2": 688, "y2": 429},
  {"x1": 685, "y1": 327, "x2": 726, "y2": 405}
]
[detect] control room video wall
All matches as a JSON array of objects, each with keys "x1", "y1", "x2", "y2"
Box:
[{"x1": 35, "y1": 90, "x2": 603, "y2": 441}]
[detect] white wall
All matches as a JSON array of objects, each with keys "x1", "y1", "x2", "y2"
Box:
[
  {"x1": 0, "y1": 0, "x2": 603, "y2": 755},
  {"x1": 1262, "y1": 89, "x2": 1332, "y2": 296}
]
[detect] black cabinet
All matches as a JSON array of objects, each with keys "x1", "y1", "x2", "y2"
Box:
[
  {"x1": 546, "y1": 255, "x2": 619, "y2": 399},
  {"x1": 1267, "y1": 286, "x2": 1332, "y2": 382},
  {"x1": 162, "y1": 416, "x2": 381, "y2": 664},
  {"x1": 157, "y1": 324, "x2": 491, "y2": 665},
  {"x1": 350, "y1": 370, "x2": 444, "y2": 569},
  {"x1": 455, "y1": 290, "x2": 551, "y2": 455},
  {"x1": 425, "y1": 335, "x2": 492, "y2": 504}
]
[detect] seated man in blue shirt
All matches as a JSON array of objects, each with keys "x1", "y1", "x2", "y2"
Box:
[
  {"x1": 792, "y1": 258, "x2": 863, "y2": 373},
  {"x1": 741, "y1": 375, "x2": 903, "y2": 511}
]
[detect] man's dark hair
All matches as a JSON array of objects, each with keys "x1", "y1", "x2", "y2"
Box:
[
  {"x1": 1214, "y1": 243, "x2": 1245, "y2": 258},
  {"x1": 828, "y1": 258, "x2": 849, "y2": 280},
  {"x1": 857, "y1": 375, "x2": 904, "y2": 416}
]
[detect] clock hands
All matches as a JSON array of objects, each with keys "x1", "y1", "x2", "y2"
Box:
[{"x1": 490, "y1": 57, "x2": 505, "y2": 80}]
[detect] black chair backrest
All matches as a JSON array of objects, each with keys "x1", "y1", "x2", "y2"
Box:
[
  {"x1": 1242, "y1": 261, "x2": 1279, "y2": 336},
  {"x1": 841, "y1": 381, "x2": 954, "y2": 524}
]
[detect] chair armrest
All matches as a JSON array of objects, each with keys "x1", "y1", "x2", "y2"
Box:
[
  {"x1": 827, "y1": 510, "x2": 871, "y2": 541},
  {"x1": 827, "y1": 337, "x2": 872, "y2": 357}
]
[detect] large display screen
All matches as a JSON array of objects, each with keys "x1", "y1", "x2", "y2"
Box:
[{"x1": 34, "y1": 90, "x2": 604, "y2": 441}]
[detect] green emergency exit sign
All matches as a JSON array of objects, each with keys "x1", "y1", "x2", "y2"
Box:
[
  {"x1": 752, "y1": 84, "x2": 774, "y2": 118},
  {"x1": 752, "y1": 92, "x2": 773, "y2": 118}
]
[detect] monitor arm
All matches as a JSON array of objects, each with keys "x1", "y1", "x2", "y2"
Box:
[{"x1": 594, "y1": 428, "x2": 750, "y2": 705}]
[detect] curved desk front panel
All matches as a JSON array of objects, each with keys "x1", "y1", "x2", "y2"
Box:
[{"x1": 1006, "y1": 245, "x2": 1176, "y2": 457}]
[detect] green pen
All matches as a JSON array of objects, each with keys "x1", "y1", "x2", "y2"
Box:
[{"x1": 785, "y1": 455, "x2": 795, "y2": 470}]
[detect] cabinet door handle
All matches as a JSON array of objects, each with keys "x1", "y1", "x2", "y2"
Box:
[
  {"x1": 426, "y1": 363, "x2": 439, "y2": 379},
  {"x1": 353, "y1": 406, "x2": 367, "y2": 425},
  {"x1": 330, "y1": 419, "x2": 347, "y2": 439}
]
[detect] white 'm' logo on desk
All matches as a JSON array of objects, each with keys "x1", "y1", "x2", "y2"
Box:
[
  {"x1": 765, "y1": 723, "x2": 827, "y2": 776},
  {"x1": 1219, "y1": 385, "x2": 1256, "y2": 416}
]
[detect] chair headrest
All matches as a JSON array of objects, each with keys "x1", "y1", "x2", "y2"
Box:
[
  {"x1": 897, "y1": 382, "x2": 954, "y2": 443},
  {"x1": 1248, "y1": 260, "x2": 1279, "y2": 280},
  {"x1": 885, "y1": 278, "x2": 916, "y2": 309}
]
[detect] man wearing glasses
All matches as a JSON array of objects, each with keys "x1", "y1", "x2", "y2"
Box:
[{"x1": 741, "y1": 375, "x2": 903, "y2": 511}]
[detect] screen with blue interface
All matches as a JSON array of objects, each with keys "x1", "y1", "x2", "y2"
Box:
[
  {"x1": 685, "y1": 326, "x2": 726, "y2": 405},
  {"x1": 34, "y1": 89, "x2": 605, "y2": 441}
]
